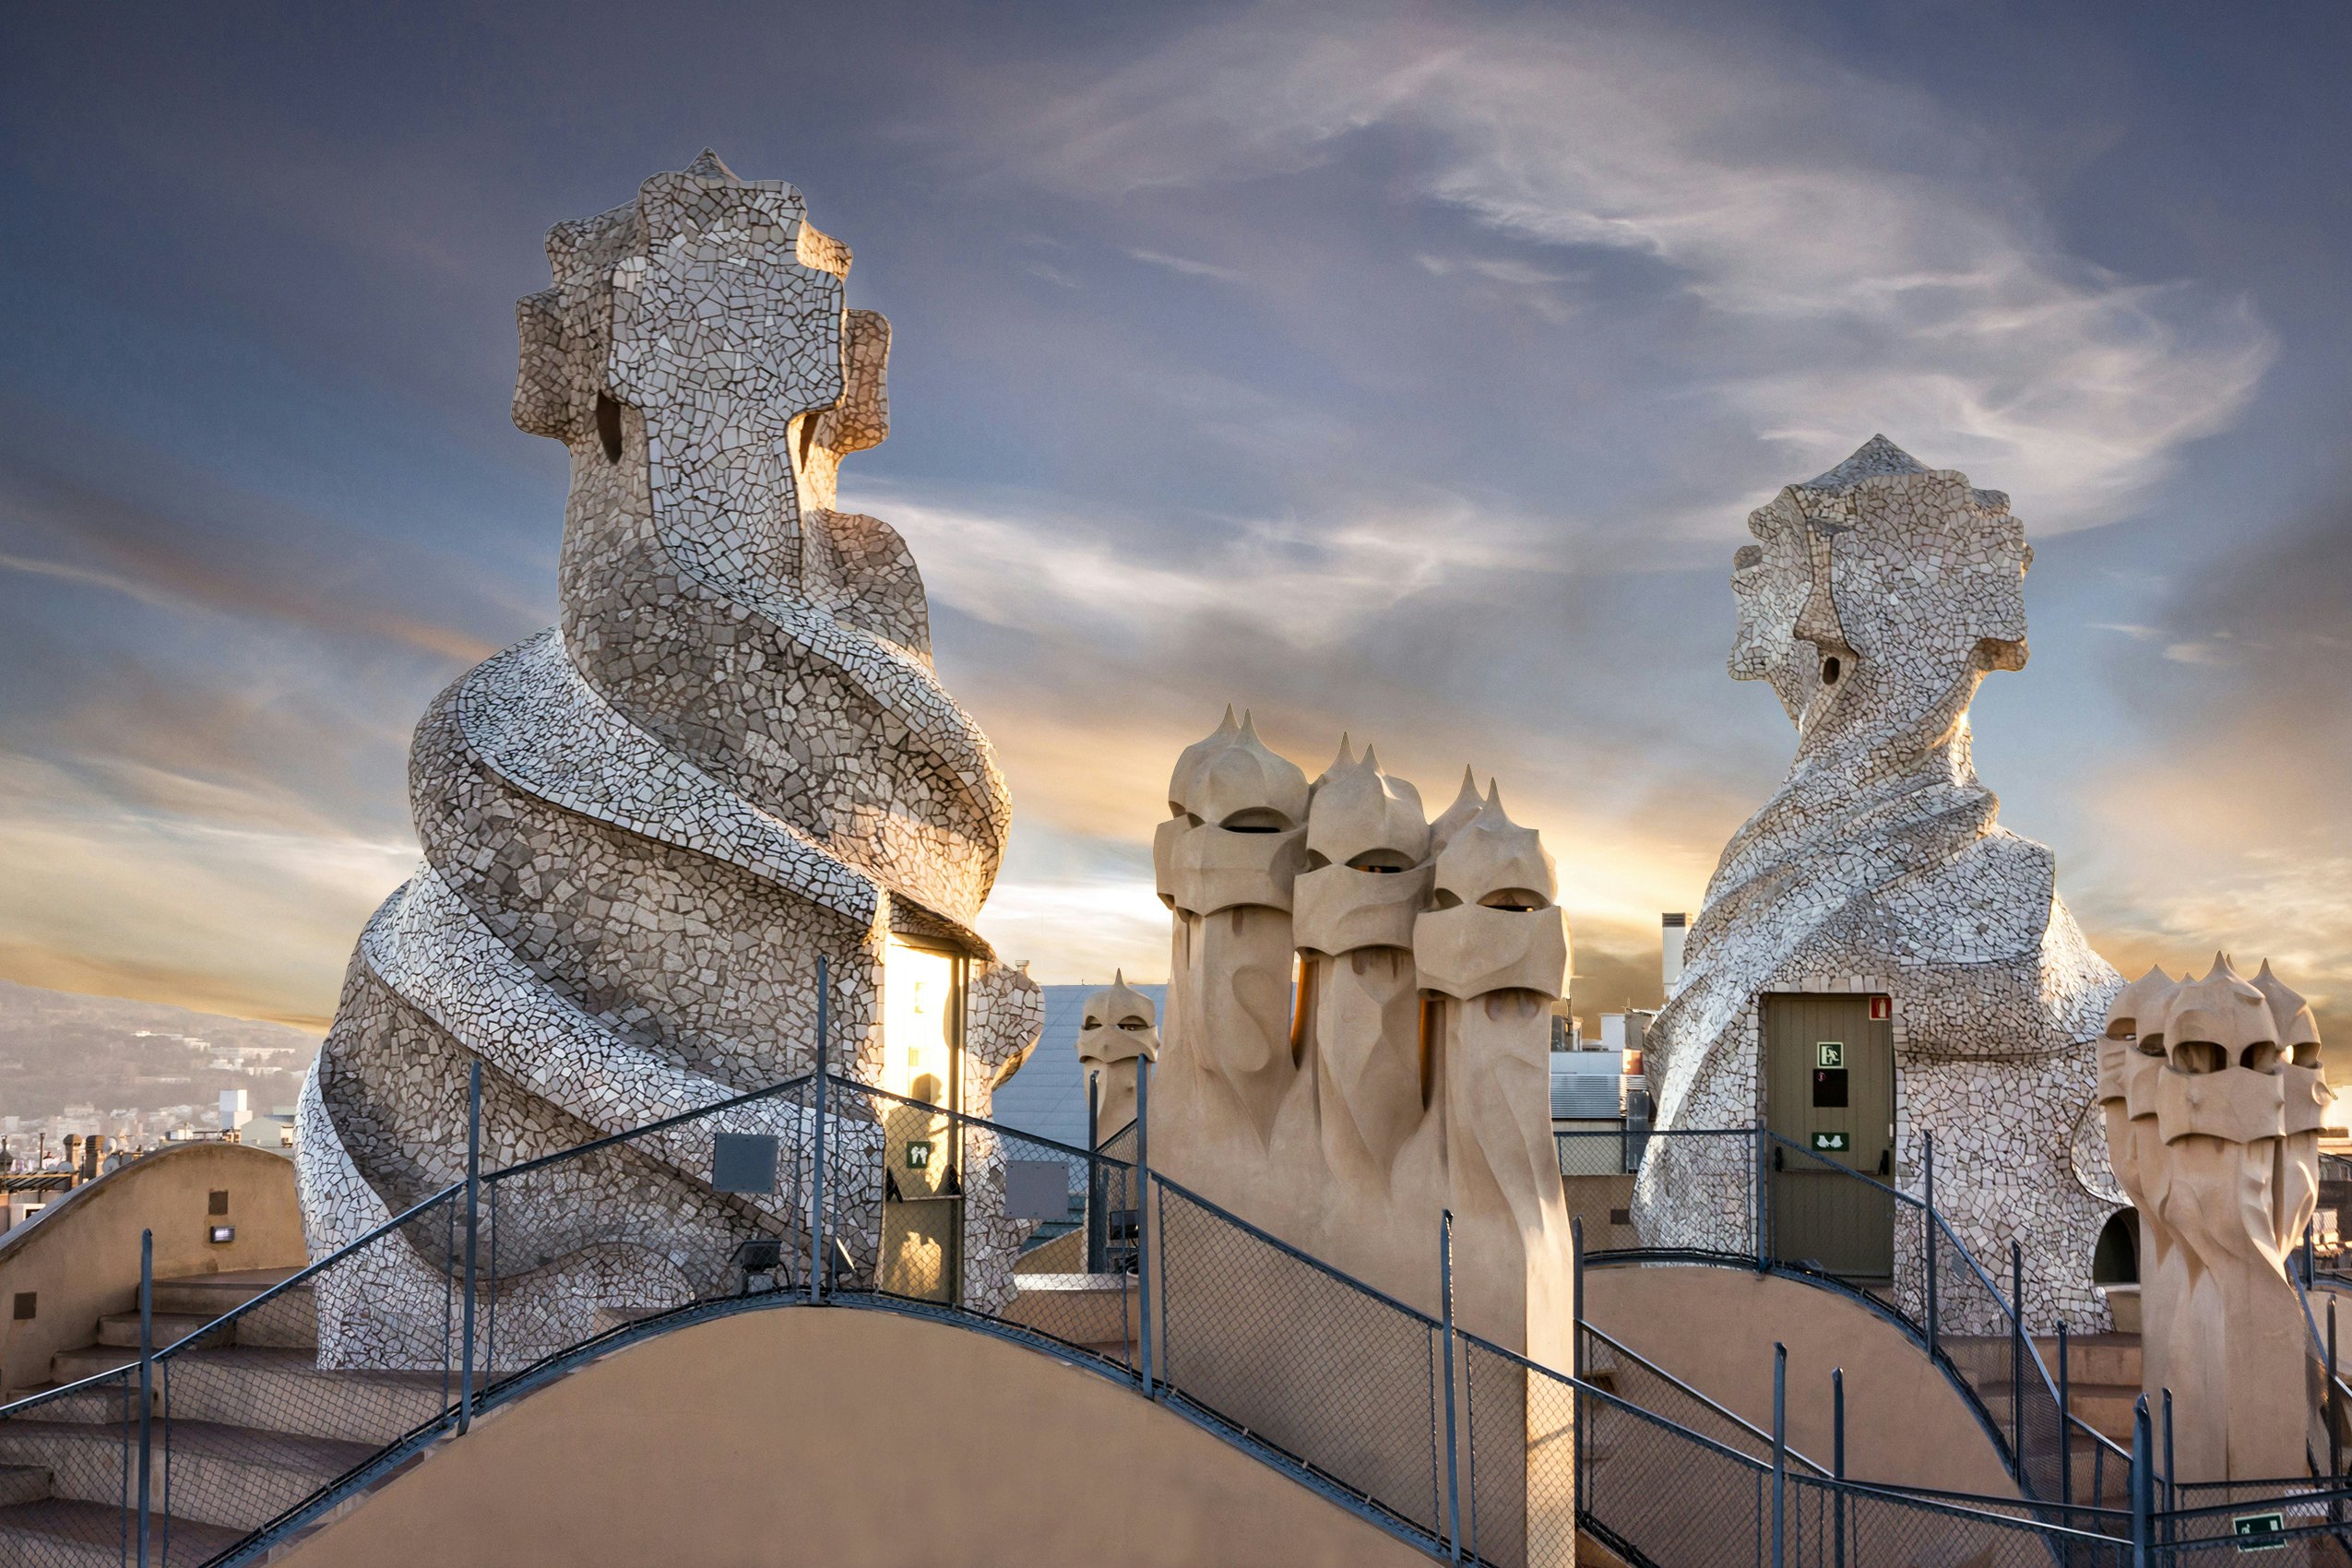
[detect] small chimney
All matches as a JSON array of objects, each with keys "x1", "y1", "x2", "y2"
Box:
[{"x1": 1661, "y1": 912, "x2": 1688, "y2": 994}]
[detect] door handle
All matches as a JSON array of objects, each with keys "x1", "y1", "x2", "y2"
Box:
[
  {"x1": 1772, "y1": 1145, "x2": 1784, "y2": 1172},
  {"x1": 1878, "y1": 1148, "x2": 1891, "y2": 1177}
]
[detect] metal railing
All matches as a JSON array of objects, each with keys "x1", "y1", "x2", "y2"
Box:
[
  {"x1": 1563, "y1": 1123, "x2": 2091, "y2": 1505},
  {"x1": 12, "y1": 1037, "x2": 2352, "y2": 1566}
]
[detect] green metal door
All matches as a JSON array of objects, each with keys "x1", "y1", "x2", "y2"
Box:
[{"x1": 1764, "y1": 992, "x2": 1895, "y2": 1279}]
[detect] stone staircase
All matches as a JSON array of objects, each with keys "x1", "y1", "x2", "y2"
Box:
[
  {"x1": 0, "y1": 1268, "x2": 457, "y2": 1567},
  {"x1": 2041, "y1": 1331, "x2": 2144, "y2": 1447}
]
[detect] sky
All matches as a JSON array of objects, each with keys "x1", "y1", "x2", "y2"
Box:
[{"x1": 1, "y1": 1, "x2": 2346, "y2": 1040}]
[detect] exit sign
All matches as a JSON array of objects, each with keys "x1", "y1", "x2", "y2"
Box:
[
  {"x1": 1811, "y1": 1132, "x2": 1850, "y2": 1152},
  {"x1": 1817, "y1": 1041, "x2": 1845, "y2": 1069},
  {"x1": 2233, "y1": 1512, "x2": 2286, "y2": 1550}
]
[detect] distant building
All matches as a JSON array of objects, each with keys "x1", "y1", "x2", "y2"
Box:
[{"x1": 1551, "y1": 1010, "x2": 1653, "y2": 1177}]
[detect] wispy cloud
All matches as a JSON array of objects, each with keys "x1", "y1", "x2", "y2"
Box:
[
  {"x1": 0, "y1": 452, "x2": 502, "y2": 664},
  {"x1": 992, "y1": 2, "x2": 2274, "y2": 532},
  {"x1": 865, "y1": 482, "x2": 1556, "y2": 651},
  {"x1": 1128, "y1": 247, "x2": 1247, "y2": 284},
  {"x1": 0, "y1": 750, "x2": 415, "y2": 1028}
]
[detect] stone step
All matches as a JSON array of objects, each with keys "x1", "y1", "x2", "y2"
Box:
[
  {"x1": 57, "y1": 1287, "x2": 314, "y2": 1384},
  {"x1": 96, "y1": 1312, "x2": 221, "y2": 1351},
  {"x1": 0, "y1": 1497, "x2": 243, "y2": 1567},
  {"x1": 2035, "y1": 1332, "x2": 2142, "y2": 1388},
  {"x1": 0, "y1": 1417, "x2": 373, "y2": 1532},
  {"x1": 2065, "y1": 1383, "x2": 2141, "y2": 1445},
  {"x1": 2, "y1": 1380, "x2": 140, "y2": 1426},
  {"x1": 147, "y1": 1266, "x2": 303, "y2": 1321},
  {"x1": 48, "y1": 1346, "x2": 144, "y2": 1386},
  {"x1": 209, "y1": 1282, "x2": 318, "y2": 1349},
  {"x1": 0, "y1": 1464, "x2": 50, "y2": 1505},
  {"x1": 149, "y1": 1348, "x2": 456, "y2": 1448},
  {"x1": 21, "y1": 1349, "x2": 459, "y2": 1450}
]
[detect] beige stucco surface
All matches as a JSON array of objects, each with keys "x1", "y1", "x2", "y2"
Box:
[
  {"x1": 1582, "y1": 1261, "x2": 2018, "y2": 1498},
  {"x1": 272, "y1": 1304, "x2": 1441, "y2": 1568},
  {"x1": 0, "y1": 1142, "x2": 303, "y2": 1398}
]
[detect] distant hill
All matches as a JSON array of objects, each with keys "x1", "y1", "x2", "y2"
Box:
[{"x1": 0, "y1": 979, "x2": 318, "y2": 1123}]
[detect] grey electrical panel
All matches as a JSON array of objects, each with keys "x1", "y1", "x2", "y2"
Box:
[
  {"x1": 1004, "y1": 1160, "x2": 1068, "y2": 1222},
  {"x1": 712, "y1": 1133, "x2": 780, "y2": 1194}
]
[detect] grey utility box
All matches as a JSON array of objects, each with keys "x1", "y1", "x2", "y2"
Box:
[
  {"x1": 711, "y1": 1133, "x2": 780, "y2": 1194},
  {"x1": 1003, "y1": 1160, "x2": 1069, "y2": 1222}
]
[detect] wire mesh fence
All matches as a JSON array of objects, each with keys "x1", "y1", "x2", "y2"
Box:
[
  {"x1": 2151, "y1": 1480, "x2": 2352, "y2": 1564},
  {"x1": 148, "y1": 1184, "x2": 465, "y2": 1563},
  {"x1": 1152, "y1": 1176, "x2": 1449, "y2": 1542},
  {"x1": 1584, "y1": 1118, "x2": 2087, "y2": 1508},
  {"x1": 1920, "y1": 1212, "x2": 2072, "y2": 1504},
  {"x1": 19, "y1": 1069, "x2": 2352, "y2": 1568},
  {"x1": 819, "y1": 1076, "x2": 1140, "y2": 1370},
  {"x1": 1576, "y1": 1323, "x2": 1827, "y2": 1475},
  {"x1": 1596, "y1": 1127, "x2": 1764, "y2": 1261},
  {"x1": 1784, "y1": 1471, "x2": 2131, "y2": 1568},
  {"x1": 0, "y1": 1181, "x2": 470, "y2": 1568},
  {"x1": 480, "y1": 1076, "x2": 818, "y2": 1384},
  {"x1": 1455, "y1": 1333, "x2": 1580, "y2": 1568},
  {"x1": 0, "y1": 1362, "x2": 140, "y2": 1566}
]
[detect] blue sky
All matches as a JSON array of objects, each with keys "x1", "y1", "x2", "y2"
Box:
[{"x1": 2, "y1": 1, "x2": 2346, "y2": 1033}]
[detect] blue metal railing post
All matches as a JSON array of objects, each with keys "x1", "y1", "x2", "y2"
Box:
[
  {"x1": 2057, "y1": 1320, "x2": 2072, "y2": 1512},
  {"x1": 2161, "y1": 1387, "x2": 2176, "y2": 1543},
  {"x1": 1771, "y1": 1342, "x2": 1787, "y2": 1568},
  {"x1": 1755, "y1": 1124, "x2": 1769, "y2": 1271},
  {"x1": 1832, "y1": 1365, "x2": 1846, "y2": 1568},
  {"x1": 458, "y1": 1058, "x2": 480, "y2": 1434},
  {"x1": 1922, "y1": 1136, "x2": 1938, "y2": 1361},
  {"x1": 137, "y1": 1228, "x2": 152, "y2": 1568},
  {"x1": 2011, "y1": 1240, "x2": 2025, "y2": 1475},
  {"x1": 809, "y1": 955, "x2": 828, "y2": 1304},
  {"x1": 1086, "y1": 1071, "x2": 1106, "y2": 1276},
  {"x1": 1440, "y1": 1209, "x2": 1463, "y2": 1564},
  {"x1": 1570, "y1": 1215, "x2": 1586, "y2": 1382},
  {"x1": 2130, "y1": 1396, "x2": 2153, "y2": 1568},
  {"x1": 1134, "y1": 1057, "x2": 1155, "y2": 1397},
  {"x1": 2331, "y1": 1297, "x2": 2343, "y2": 1491}
]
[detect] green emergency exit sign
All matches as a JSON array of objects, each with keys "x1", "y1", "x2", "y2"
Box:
[
  {"x1": 2232, "y1": 1512, "x2": 2285, "y2": 1550},
  {"x1": 1817, "y1": 1041, "x2": 1844, "y2": 1069},
  {"x1": 1811, "y1": 1131, "x2": 1850, "y2": 1152}
]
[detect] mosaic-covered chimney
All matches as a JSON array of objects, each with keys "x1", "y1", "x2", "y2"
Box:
[
  {"x1": 297, "y1": 153, "x2": 1039, "y2": 1362},
  {"x1": 1635, "y1": 436, "x2": 2123, "y2": 1328}
]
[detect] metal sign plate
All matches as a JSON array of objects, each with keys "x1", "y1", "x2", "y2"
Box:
[
  {"x1": 1810, "y1": 1131, "x2": 1850, "y2": 1153},
  {"x1": 1816, "y1": 1040, "x2": 1845, "y2": 1069},
  {"x1": 2233, "y1": 1513, "x2": 2286, "y2": 1551},
  {"x1": 710, "y1": 1132, "x2": 780, "y2": 1194}
]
